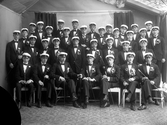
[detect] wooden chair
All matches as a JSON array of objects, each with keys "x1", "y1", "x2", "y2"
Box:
[{"x1": 108, "y1": 87, "x2": 121, "y2": 106}]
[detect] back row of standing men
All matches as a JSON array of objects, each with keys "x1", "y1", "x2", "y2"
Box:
[{"x1": 5, "y1": 19, "x2": 165, "y2": 110}]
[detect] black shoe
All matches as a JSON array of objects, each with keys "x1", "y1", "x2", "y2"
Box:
[
  {"x1": 81, "y1": 103, "x2": 87, "y2": 109},
  {"x1": 103, "y1": 102, "x2": 110, "y2": 108},
  {"x1": 130, "y1": 104, "x2": 136, "y2": 111},
  {"x1": 17, "y1": 101, "x2": 21, "y2": 109},
  {"x1": 27, "y1": 101, "x2": 32, "y2": 107},
  {"x1": 73, "y1": 101, "x2": 81, "y2": 108},
  {"x1": 72, "y1": 94, "x2": 78, "y2": 101},
  {"x1": 37, "y1": 101, "x2": 42, "y2": 108},
  {"x1": 85, "y1": 97, "x2": 89, "y2": 104},
  {"x1": 138, "y1": 105, "x2": 147, "y2": 110},
  {"x1": 46, "y1": 101, "x2": 53, "y2": 108},
  {"x1": 155, "y1": 101, "x2": 160, "y2": 106},
  {"x1": 148, "y1": 97, "x2": 155, "y2": 104}
]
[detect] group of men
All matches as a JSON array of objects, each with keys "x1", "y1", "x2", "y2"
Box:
[{"x1": 5, "y1": 19, "x2": 165, "y2": 111}]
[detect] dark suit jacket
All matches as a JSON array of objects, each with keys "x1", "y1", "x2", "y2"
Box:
[
  {"x1": 69, "y1": 29, "x2": 82, "y2": 39},
  {"x1": 86, "y1": 32, "x2": 100, "y2": 48},
  {"x1": 44, "y1": 35, "x2": 54, "y2": 49},
  {"x1": 38, "y1": 47, "x2": 52, "y2": 64},
  {"x1": 67, "y1": 46, "x2": 85, "y2": 73},
  {"x1": 6, "y1": 40, "x2": 23, "y2": 67},
  {"x1": 33, "y1": 63, "x2": 51, "y2": 83},
  {"x1": 15, "y1": 62, "x2": 34, "y2": 82},
  {"x1": 120, "y1": 63, "x2": 140, "y2": 83},
  {"x1": 55, "y1": 29, "x2": 64, "y2": 38},
  {"x1": 19, "y1": 37, "x2": 29, "y2": 49},
  {"x1": 135, "y1": 48, "x2": 156, "y2": 65},
  {"x1": 113, "y1": 37, "x2": 122, "y2": 51},
  {"x1": 118, "y1": 51, "x2": 132, "y2": 66},
  {"x1": 60, "y1": 36, "x2": 71, "y2": 50},
  {"x1": 148, "y1": 36, "x2": 165, "y2": 61},
  {"x1": 138, "y1": 63, "x2": 160, "y2": 86},
  {"x1": 128, "y1": 40, "x2": 137, "y2": 52},
  {"x1": 50, "y1": 48, "x2": 64, "y2": 65},
  {"x1": 50, "y1": 62, "x2": 77, "y2": 81},
  {"x1": 136, "y1": 37, "x2": 151, "y2": 51},
  {"x1": 102, "y1": 64, "x2": 120, "y2": 83},
  {"x1": 24, "y1": 45, "x2": 39, "y2": 65},
  {"x1": 81, "y1": 64, "x2": 102, "y2": 82},
  {"x1": 34, "y1": 30, "x2": 46, "y2": 50}
]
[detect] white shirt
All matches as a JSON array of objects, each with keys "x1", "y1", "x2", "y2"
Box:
[
  {"x1": 61, "y1": 65, "x2": 65, "y2": 72},
  {"x1": 74, "y1": 48, "x2": 77, "y2": 54},
  {"x1": 142, "y1": 50, "x2": 146, "y2": 59},
  {"x1": 65, "y1": 37, "x2": 68, "y2": 43},
  {"x1": 42, "y1": 64, "x2": 45, "y2": 73},
  {"x1": 23, "y1": 64, "x2": 28, "y2": 73},
  {"x1": 73, "y1": 30, "x2": 77, "y2": 36},
  {"x1": 92, "y1": 50, "x2": 96, "y2": 57},
  {"x1": 146, "y1": 65, "x2": 150, "y2": 74},
  {"x1": 15, "y1": 42, "x2": 18, "y2": 50},
  {"x1": 147, "y1": 31, "x2": 151, "y2": 38},
  {"x1": 133, "y1": 34, "x2": 137, "y2": 40},
  {"x1": 115, "y1": 39, "x2": 118, "y2": 47},
  {"x1": 100, "y1": 38, "x2": 103, "y2": 43},
  {"x1": 88, "y1": 65, "x2": 92, "y2": 73},
  {"x1": 124, "y1": 52, "x2": 128, "y2": 61},
  {"x1": 39, "y1": 33, "x2": 43, "y2": 40},
  {"x1": 128, "y1": 64, "x2": 132, "y2": 72},
  {"x1": 153, "y1": 37, "x2": 157, "y2": 46},
  {"x1": 91, "y1": 33, "x2": 94, "y2": 39}
]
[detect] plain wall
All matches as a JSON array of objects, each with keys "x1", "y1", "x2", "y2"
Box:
[{"x1": 0, "y1": 5, "x2": 22, "y2": 93}]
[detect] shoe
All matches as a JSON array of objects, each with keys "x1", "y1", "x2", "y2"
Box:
[
  {"x1": 138, "y1": 105, "x2": 147, "y2": 110},
  {"x1": 73, "y1": 101, "x2": 81, "y2": 108},
  {"x1": 130, "y1": 104, "x2": 136, "y2": 111},
  {"x1": 125, "y1": 97, "x2": 130, "y2": 102},
  {"x1": 155, "y1": 101, "x2": 160, "y2": 106},
  {"x1": 27, "y1": 101, "x2": 32, "y2": 107},
  {"x1": 46, "y1": 101, "x2": 53, "y2": 108},
  {"x1": 17, "y1": 101, "x2": 21, "y2": 109},
  {"x1": 85, "y1": 97, "x2": 89, "y2": 104},
  {"x1": 37, "y1": 101, "x2": 42, "y2": 108},
  {"x1": 72, "y1": 94, "x2": 78, "y2": 101},
  {"x1": 148, "y1": 97, "x2": 155, "y2": 104},
  {"x1": 103, "y1": 102, "x2": 110, "y2": 108},
  {"x1": 81, "y1": 103, "x2": 87, "y2": 109}
]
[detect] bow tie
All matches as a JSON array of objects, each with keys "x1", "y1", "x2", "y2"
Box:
[
  {"x1": 124, "y1": 51, "x2": 128, "y2": 53},
  {"x1": 60, "y1": 62, "x2": 65, "y2": 65},
  {"x1": 14, "y1": 41, "x2": 18, "y2": 43},
  {"x1": 88, "y1": 64, "x2": 93, "y2": 66},
  {"x1": 44, "y1": 49, "x2": 48, "y2": 51},
  {"x1": 54, "y1": 47, "x2": 59, "y2": 50},
  {"x1": 108, "y1": 48, "x2": 112, "y2": 50},
  {"x1": 74, "y1": 46, "x2": 78, "y2": 48},
  {"x1": 127, "y1": 62, "x2": 132, "y2": 65},
  {"x1": 147, "y1": 30, "x2": 151, "y2": 32},
  {"x1": 30, "y1": 46, "x2": 34, "y2": 48},
  {"x1": 23, "y1": 63, "x2": 28, "y2": 65},
  {"x1": 146, "y1": 63, "x2": 151, "y2": 66},
  {"x1": 38, "y1": 31, "x2": 43, "y2": 33},
  {"x1": 42, "y1": 64, "x2": 46, "y2": 66},
  {"x1": 141, "y1": 49, "x2": 146, "y2": 51},
  {"x1": 108, "y1": 65, "x2": 113, "y2": 68}
]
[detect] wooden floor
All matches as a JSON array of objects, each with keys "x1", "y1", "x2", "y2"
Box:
[{"x1": 20, "y1": 102, "x2": 167, "y2": 125}]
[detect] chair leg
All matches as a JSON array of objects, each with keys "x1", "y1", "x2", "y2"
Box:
[
  {"x1": 161, "y1": 91, "x2": 164, "y2": 108},
  {"x1": 118, "y1": 90, "x2": 120, "y2": 106},
  {"x1": 33, "y1": 90, "x2": 35, "y2": 104},
  {"x1": 139, "y1": 91, "x2": 141, "y2": 106},
  {"x1": 14, "y1": 88, "x2": 16, "y2": 101},
  {"x1": 122, "y1": 90, "x2": 125, "y2": 108}
]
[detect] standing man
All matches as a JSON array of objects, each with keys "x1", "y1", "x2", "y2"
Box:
[
  {"x1": 120, "y1": 24, "x2": 128, "y2": 41},
  {"x1": 29, "y1": 22, "x2": 36, "y2": 35},
  {"x1": 112, "y1": 28, "x2": 122, "y2": 51},
  {"x1": 50, "y1": 52, "x2": 81, "y2": 108},
  {"x1": 104, "y1": 24, "x2": 113, "y2": 40},
  {"x1": 15, "y1": 53, "x2": 34, "y2": 109},
  {"x1": 45, "y1": 26, "x2": 54, "y2": 48},
  {"x1": 145, "y1": 21, "x2": 153, "y2": 39},
  {"x1": 6, "y1": 30, "x2": 23, "y2": 88},
  {"x1": 131, "y1": 23, "x2": 140, "y2": 42},
  {"x1": 20, "y1": 28, "x2": 29, "y2": 48},
  {"x1": 138, "y1": 52, "x2": 160, "y2": 110},
  {"x1": 55, "y1": 19, "x2": 65, "y2": 39},
  {"x1": 120, "y1": 52, "x2": 140, "y2": 111}
]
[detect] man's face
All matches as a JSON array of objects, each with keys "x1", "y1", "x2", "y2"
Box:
[
  {"x1": 72, "y1": 22, "x2": 78, "y2": 29},
  {"x1": 145, "y1": 56, "x2": 152, "y2": 63},
  {"x1": 113, "y1": 31, "x2": 120, "y2": 36},
  {"x1": 58, "y1": 23, "x2": 64, "y2": 29},
  {"x1": 29, "y1": 26, "x2": 36, "y2": 31},
  {"x1": 46, "y1": 29, "x2": 53, "y2": 35},
  {"x1": 87, "y1": 57, "x2": 94, "y2": 65},
  {"x1": 13, "y1": 33, "x2": 20, "y2": 40},
  {"x1": 59, "y1": 56, "x2": 66, "y2": 63},
  {"x1": 120, "y1": 27, "x2": 127, "y2": 34},
  {"x1": 99, "y1": 30, "x2": 105, "y2": 36},
  {"x1": 127, "y1": 33, "x2": 133, "y2": 40},
  {"x1": 63, "y1": 30, "x2": 70, "y2": 36},
  {"x1": 132, "y1": 26, "x2": 138, "y2": 33},
  {"x1": 152, "y1": 29, "x2": 159, "y2": 37},
  {"x1": 81, "y1": 28, "x2": 87, "y2": 34},
  {"x1": 146, "y1": 24, "x2": 152, "y2": 30},
  {"x1": 29, "y1": 38, "x2": 36, "y2": 45},
  {"x1": 42, "y1": 42, "x2": 49, "y2": 48},
  {"x1": 23, "y1": 56, "x2": 30, "y2": 63},
  {"x1": 21, "y1": 31, "x2": 28, "y2": 38},
  {"x1": 140, "y1": 31, "x2": 146, "y2": 37},
  {"x1": 52, "y1": 40, "x2": 60, "y2": 47},
  {"x1": 127, "y1": 55, "x2": 134, "y2": 63},
  {"x1": 72, "y1": 39, "x2": 79, "y2": 47},
  {"x1": 41, "y1": 56, "x2": 48, "y2": 64},
  {"x1": 106, "y1": 27, "x2": 112, "y2": 33},
  {"x1": 107, "y1": 58, "x2": 114, "y2": 66},
  {"x1": 37, "y1": 24, "x2": 44, "y2": 30},
  {"x1": 140, "y1": 42, "x2": 147, "y2": 48},
  {"x1": 90, "y1": 25, "x2": 96, "y2": 32},
  {"x1": 122, "y1": 43, "x2": 129, "y2": 50},
  {"x1": 91, "y1": 42, "x2": 97, "y2": 49},
  {"x1": 107, "y1": 40, "x2": 113, "y2": 47}
]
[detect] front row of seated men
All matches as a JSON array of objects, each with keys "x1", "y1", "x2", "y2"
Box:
[{"x1": 15, "y1": 50, "x2": 160, "y2": 111}]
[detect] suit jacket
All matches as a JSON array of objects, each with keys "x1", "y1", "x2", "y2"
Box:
[
  {"x1": 102, "y1": 47, "x2": 118, "y2": 65},
  {"x1": 44, "y1": 35, "x2": 54, "y2": 48},
  {"x1": 118, "y1": 50, "x2": 133, "y2": 66},
  {"x1": 86, "y1": 32, "x2": 100, "y2": 48},
  {"x1": 34, "y1": 30, "x2": 46, "y2": 50},
  {"x1": 113, "y1": 37, "x2": 122, "y2": 51},
  {"x1": 60, "y1": 36, "x2": 71, "y2": 50},
  {"x1": 38, "y1": 47, "x2": 52, "y2": 64},
  {"x1": 33, "y1": 63, "x2": 51, "y2": 83},
  {"x1": 133, "y1": 32, "x2": 140, "y2": 42},
  {"x1": 6, "y1": 40, "x2": 24, "y2": 66},
  {"x1": 104, "y1": 32, "x2": 114, "y2": 40},
  {"x1": 135, "y1": 48, "x2": 156, "y2": 65},
  {"x1": 136, "y1": 37, "x2": 150, "y2": 51},
  {"x1": 102, "y1": 64, "x2": 120, "y2": 83},
  {"x1": 148, "y1": 36, "x2": 165, "y2": 61},
  {"x1": 81, "y1": 64, "x2": 101, "y2": 82},
  {"x1": 67, "y1": 46, "x2": 85, "y2": 73},
  {"x1": 55, "y1": 29, "x2": 64, "y2": 38},
  {"x1": 50, "y1": 47, "x2": 64, "y2": 65},
  {"x1": 50, "y1": 62, "x2": 77, "y2": 81},
  {"x1": 138, "y1": 63, "x2": 160, "y2": 86},
  {"x1": 15, "y1": 62, "x2": 34, "y2": 82},
  {"x1": 128, "y1": 39, "x2": 137, "y2": 52},
  {"x1": 120, "y1": 63, "x2": 140, "y2": 83},
  {"x1": 98, "y1": 35, "x2": 106, "y2": 50},
  {"x1": 19, "y1": 37, "x2": 29, "y2": 49},
  {"x1": 69, "y1": 29, "x2": 82, "y2": 39},
  {"x1": 120, "y1": 33, "x2": 127, "y2": 41},
  {"x1": 80, "y1": 34, "x2": 88, "y2": 48}
]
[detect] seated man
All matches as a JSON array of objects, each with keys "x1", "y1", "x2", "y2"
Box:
[
  {"x1": 33, "y1": 52, "x2": 55, "y2": 108},
  {"x1": 101, "y1": 54, "x2": 120, "y2": 108},
  {"x1": 15, "y1": 52, "x2": 34, "y2": 109},
  {"x1": 81, "y1": 54, "x2": 102, "y2": 108},
  {"x1": 120, "y1": 52, "x2": 140, "y2": 111},
  {"x1": 50, "y1": 52, "x2": 81, "y2": 108},
  {"x1": 138, "y1": 52, "x2": 160, "y2": 110}
]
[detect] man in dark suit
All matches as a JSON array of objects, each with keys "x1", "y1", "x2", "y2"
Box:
[
  {"x1": 33, "y1": 52, "x2": 54, "y2": 108},
  {"x1": 102, "y1": 37, "x2": 118, "y2": 65},
  {"x1": 29, "y1": 22, "x2": 36, "y2": 35},
  {"x1": 81, "y1": 54, "x2": 102, "y2": 108},
  {"x1": 118, "y1": 41, "x2": 131, "y2": 66},
  {"x1": 80, "y1": 25, "x2": 88, "y2": 48},
  {"x1": 148, "y1": 26, "x2": 165, "y2": 77},
  {"x1": 104, "y1": 24, "x2": 114, "y2": 40},
  {"x1": 55, "y1": 19, "x2": 65, "y2": 39},
  {"x1": 101, "y1": 54, "x2": 120, "y2": 107},
  {"x1": 69, "y1": 19, "x2": 82, "y2": 40},
  {"x1": 67, "y1": 36, "x2": 85, "y2": 74},
  {"x1": 6, "y1": 30, "x2": 23, "y2": 88},
  {"x1": 135, "y1": 38, "x2": 156, "y2": 66},
  {"x1": 15, "y1": 53, "x2": 34, "y2": 109},
  {"x1": 138, "y1": 52, "x2": 160, "y2": 110},
  {"x1": 20, "y1": 28, "x2": 29, "y2": 48},
  {"x1": 86, "y1": 22, "x2": 100, "y2": 49},
  {"x1": 35, "y1": 21, "x2": 46, "y2": 51},
  {"x1": 131, "y1": 24, "x2": 140, "y2": 42},
  {"x1": 50, "y1": 52, "x2": 81, "y2": 108},
  {"x1": 126, "y1": 30, "x2": 137, "y2": 52},
  {"x1": 120, "y1": 24, "x2": 128, "y2": 41},
  {"x1": 24, "y1": 35, "x2": 39, "y2": 65},
  {"x1": 120, "y1": 52, "x2": 140, "y2": 111},
  {"x1": 60, "y1": 27, "x2": 71, "y2": 50},
  {"x1": 50, "y1": 37, "x2": 64, "y2": 65},
  {"x1": 112, "y1": 28, "x2": 122, "y2": 51},
  {"x1": 145, "y1": 21, "x2": 153, "y2": 39},
  {"x1": 98, "y1": 27, "x2": 106, "y2": 50},
  {"x1": 45, "y1": 26, "x2": 54, "y2": 48}
]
